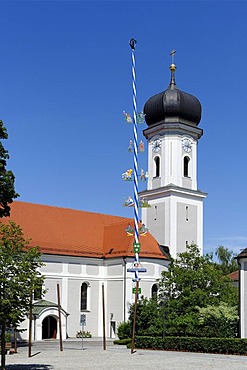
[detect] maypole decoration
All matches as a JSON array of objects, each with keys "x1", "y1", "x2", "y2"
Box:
[
  {"x1": 122, "y1": 38, "x2": 148, "y2": 354},
  {"x1": 131, "y1": 37, "x2": 139, "y2": 273}
]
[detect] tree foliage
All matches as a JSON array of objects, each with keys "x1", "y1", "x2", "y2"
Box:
[
  {"x1": 197, "y1": 303, "x2": 239, "y2": 338},
  {"x1": 0, "y1": 120, "x2": 19, "y2": 217},
  {"x1": 0, "y1": 221, "x2": 44, "y2": 370},
  {"x1": 215, "y1": 245, "x2": 238, "y2": 275},
  {"x1": 129, "y1": 297, "x2": 163, "y2": 337},
  {"x1": 158, "y1": 244, "x2": 238, "y2": 336},
  {"x1": 117, "y1": 320, "x2": 132, "y2": 340},
  {"x1": 124, "y1": 244, "x2": 239, "y2": 340},
  {"x1": 117, "y1": 297, "x2": 165, "y2": 339}
]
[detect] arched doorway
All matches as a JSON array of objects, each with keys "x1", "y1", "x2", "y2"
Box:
[{"x1": 42, "y1": 316, "x2": 57, "y2": 339}]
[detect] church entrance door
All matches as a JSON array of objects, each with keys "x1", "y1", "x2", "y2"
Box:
[{"x1": 42, "y1": 316, "x2": 57, "y2": 339}]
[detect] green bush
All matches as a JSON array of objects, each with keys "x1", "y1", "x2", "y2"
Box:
[
  {"x1": 134, "y1": 336, "x2": 247, "y2": 355},
  {"x1": 113, "y1": 338, "x2": 132, "y2": 345},
  {"x1": 158, "y1": 244, "x2": 238, "y2": 337},
  {"x1": 197, "y1": 303, "x2": 239, "y2": 338},
  {"x1": 4, "y1": 333, "x2": 11, "y2": 342},
  {"x1": 128, "y1": 297, "x2": 163, "y2": 337},
  {"x1": 117, "y1": 321, "x2": 132, "y2": 340},
  {"x1": 76, "y1": 330, "x2": 92, "y2": 338}
]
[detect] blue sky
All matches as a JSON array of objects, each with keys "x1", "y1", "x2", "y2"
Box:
[{"x1": 0, "y1": 0, "x2": 246, "y2": 256}]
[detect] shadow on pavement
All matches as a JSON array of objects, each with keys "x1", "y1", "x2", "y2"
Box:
[
  {"x1": 14, "y1": 342, "x2": 29, "y2": 348},
  {"x1": 64, "y1": 347, "x2": 87, "y2": 350},
  {"x1": 6, "y1": 365, "x2": 52, "y2": 369}
]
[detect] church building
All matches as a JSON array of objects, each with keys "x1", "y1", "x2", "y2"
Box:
[
  {"x1": 5, "y1": 57, "x2": 206, "y2": 341},
  {"x1": 6, "y1": 201, "x2": 168, "y2": 341}
]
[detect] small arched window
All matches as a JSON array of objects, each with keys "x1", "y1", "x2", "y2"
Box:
[
  {"x1": 81, "y1": 283, "x2": 88, "y2": 311},
  {"x1": 34, "y1": 283, "x2": 42, "y2": 300},
  {"x1": 183, "y1": 156, "x2": 190, "y2": 177},
  {"x1": 154, "y1": 156, "x2": 160, "y2": 177},
  {"x1": 186, "y1": 206, "x2": 189, "y2": 221},
  {"x1": 151, "y1": 284, "x2": 158, "y2": 298}
]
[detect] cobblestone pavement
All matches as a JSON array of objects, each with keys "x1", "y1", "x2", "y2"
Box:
[{"x1": 4, "y1": 339, "x2": 247, "y2": 370}]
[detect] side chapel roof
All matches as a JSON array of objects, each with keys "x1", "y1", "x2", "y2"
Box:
[
  {"x1": 1, "y1": 201, "x2": 167, "y2": 260},
  {"x1": 237, "y1": 247, "x2": 247, "y2": 259},
  {"x1": 228, "y1": 270, "x2": 239, "y2": 281}
]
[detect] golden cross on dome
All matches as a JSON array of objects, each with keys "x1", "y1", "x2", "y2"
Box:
[
  {"x1": 170, "y1": 49, "x2": 176, "y2": 65},
  {"x1": 169, "y1": 49, "x2": 177, "y2": 81}
]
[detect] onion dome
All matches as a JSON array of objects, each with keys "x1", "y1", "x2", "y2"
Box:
[{"x1": 144, "y1": 61, "x2": 201, "y2": 127}]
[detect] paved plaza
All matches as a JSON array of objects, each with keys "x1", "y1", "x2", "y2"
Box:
[{"x1": 4, "y1": 339, "x2": 247, "y2": 370}]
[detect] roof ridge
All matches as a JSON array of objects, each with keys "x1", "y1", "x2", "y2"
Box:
[{"x1": 14, "y1": 201, "x2": 132, "y2": 220}]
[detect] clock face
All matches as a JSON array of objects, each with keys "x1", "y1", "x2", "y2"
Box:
[
  {"x1": 182, "y1": 138, "x2": 192, "y2": 153},
  {"x1": 152, "y1": 139, "x2": 161, "y2": 153}
]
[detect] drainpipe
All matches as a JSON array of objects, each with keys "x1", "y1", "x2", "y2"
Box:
[
  {"x1": 34, "y1": 316, "x2": 36, "y2": 341},
  {"x1": 237, "y1": 258, "x2": 241, "y2": 338},
  {"x1": 123, "y1": 257, "x2": 127, "y2": 322}
]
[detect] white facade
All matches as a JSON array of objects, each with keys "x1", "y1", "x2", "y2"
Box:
[
  {"x1": 20, "y1": 254, "x2": 168, "y2": 341},
  {"x1": 146, "y1": 133, "x2": 198, "y2": 190},
  {"x1": 141, "y1": 187, "x2": 205, "y2": 257},
  {"x1": 237, "y1": 254, "x2": 247, "y2": 338}
]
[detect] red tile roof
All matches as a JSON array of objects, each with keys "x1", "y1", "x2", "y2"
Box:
[
  {"x1": 228, "y1": 270, "x2": 239, "y2": 281},
  {"x1": 1, "y1": 201, "x2": 167, "y2": 260}
]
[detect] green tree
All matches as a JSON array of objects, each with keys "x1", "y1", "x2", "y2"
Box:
[
  {"x1": 197, "y1": 303, "x2": 239, "y2": 338},
  {"x1": 0, "y1": 120, "x2": 19, "y2": 217},
  {"x1": 0, "y1": 221, "x2": 44, "y2": 370},
  {"x1": 128, "y1": 296, "x2": 163, "y2": 337},
  {"x1": 215, "y1": 245, "x2": 238, "y2": 275},
  {"x1": 158, "y1": 244, "x2": 238, "y2": 337}
]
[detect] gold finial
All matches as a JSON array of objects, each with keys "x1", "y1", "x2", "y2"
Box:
[{"x1": 170, "y1": 63, "x2": 177, "y2": 73}]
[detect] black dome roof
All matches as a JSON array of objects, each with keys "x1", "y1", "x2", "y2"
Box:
[{"x1": 144, "y1": 65, "x2": 201, "y2": 127}]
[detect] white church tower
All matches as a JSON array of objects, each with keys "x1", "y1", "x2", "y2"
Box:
[{"x1": 140, "y1": 56, "x2": 207, "y2": 258}]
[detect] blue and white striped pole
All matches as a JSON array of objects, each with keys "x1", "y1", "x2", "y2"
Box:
[{"x1": 129, "y1": 38, "x2": 139, "y2": 282}]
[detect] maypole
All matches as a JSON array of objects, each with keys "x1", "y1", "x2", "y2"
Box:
[
  {"x1": 130, "y1": 37, "x2": 140, "y2": 283},
  {"x1": 122, "y1": 38, "x2": 148, "y2": 354}
]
